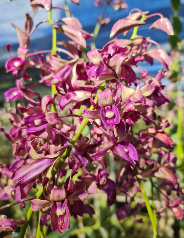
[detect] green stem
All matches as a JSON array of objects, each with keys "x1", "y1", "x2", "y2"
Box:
[
  {"x1": 131, "y1": 15, "x2": 146, "y2": 40},
  {"x1": 91, "y1": 1, "x2": 109, "y2": 50},
  {"x1": 36, "y1": 211, "x2": 43, "y2": 238},
  {"x1": 18, "y1": 187, "x2": 43, "y2": 238},
  {"x1": 135, "y1": 168, "x2": 158, "y2": 238},
  {"x1": 64, "y1": 0, "x2": 70, "y2": 17},
  {"x1": 176, "y1": 43, "x2": 184, "y2": 164},
  {"x1": 150, "y1": 179, "x2": 157, "y2": 225},
  {"x1": 48, "y1": 10, "x2": 57, "y2": 112}
]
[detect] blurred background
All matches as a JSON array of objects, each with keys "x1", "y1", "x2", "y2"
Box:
[{"x1": 0, "y1": 0, "x2": 184, "y2": 238}]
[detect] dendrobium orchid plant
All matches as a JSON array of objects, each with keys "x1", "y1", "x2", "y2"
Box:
[{"x1": 0, "y1": 1, "x2": 183, "y2": 238}]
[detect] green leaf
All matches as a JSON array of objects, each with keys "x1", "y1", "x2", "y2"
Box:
[
  {"x1": 168, "y1": 101, "x2": 176, "y2": 110},
  {"x1": 172, "y1": 16, "x2": 182, "y2": 35},
  {"x1": 170, "y1": 0, "x2": 181, "y2": 13},
  {"x1": 168, "y1": 35, "x2": 181, "y2": 49},
  {"x1": 168, "y1": 71, "x2": 178, "y2": 82}
]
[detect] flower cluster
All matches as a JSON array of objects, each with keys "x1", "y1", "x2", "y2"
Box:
[{"x1": 0, "y1": 3, "x2": 183, "y2": 237}]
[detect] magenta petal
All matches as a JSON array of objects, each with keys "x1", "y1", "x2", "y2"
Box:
[
  {"x1": 0, "y1": 189, "x2": 10, "y2": 201},
  {"x1": 113, "y1": 142, "x2": 138, "y2": 165},
  {"x1": 5, "y1": 57, "x2": 25, "y2": 72},
  {"x1": 46, "y1": 112, "x2": 60, "y2": 125},
  {"x1": 4, "y1": 87, "x2": 23, "y2": 102},
  {"x1": 112, "y1": 105, "x2": 120, "y2": 124},
  {"x1": 71, "y1": 147, "x2": 88, "y2": 166},
  {"x1": 62, "y1": 201, "x2": 70, "y2": 230},
  {"x1": 100, "y1": 107, "x2": 108, "y2": 127},
  {"x1": 119, "y1": 65, "x2": 136, "y2": 84},
  {"x1": 91, "y1": 143, "x2": 113, "y2": 160},
  {"x1": 87, "y1": 61, "x2": 104, "y2": 78},
  {"x1": 59, "y1": 92, "x2": 77, "y2": 109},
  {"x1": 50, "y1": 202, "x2": 58, "y2": 231}
]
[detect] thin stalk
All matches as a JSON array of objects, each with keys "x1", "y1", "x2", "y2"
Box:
[
  {"x1": 150, "y1": 179, "x2": 157, "y2": 225},
  {"x1": 176, "y1": 81, "x2": 184, "y2": 163},
  {"x1": 64, "y1": 0, "x2": 70, "y2": 17},
  {"x1": 36, "y1": 211, "x2": 43, "y2": 238},
  {"x1": 131, "y1": 15, "x2": 146, "y2": 40},
  {"x1": 91, "y1": 0, "x2": 109, "y2": 50},
  {"x1": 48, "y1": 10, "x2": 57, "y2": 112},
  {"x1": 17, "y1": 187, "x2": 43, "y2": 238},
  {"x1": 135, "y1": 168, "x2": 158, "y2": 238},
  {"x1": 176, "y1": 43, "x2": 184, "y2": 165}
]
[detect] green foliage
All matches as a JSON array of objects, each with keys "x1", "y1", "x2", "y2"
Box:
[
  {"x1": 170, "y1": 0, "x2": 181, "y2": 13},
  {"x1": 172, "y1": 16, "x2": 182, "y2": 35},
  {"x1": 168, "y1": 101, "x2": 176, "y2": 110},
  {"x1": 168, "y1": 35, "x2": 181, "y2": 49}
]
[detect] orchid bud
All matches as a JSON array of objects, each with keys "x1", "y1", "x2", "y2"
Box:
[
  {"x1": 11, "y1": 23, "x2": 30, "y2": 48},
  {"x1": 24, "y1": 13, "x2": 33, "y2": 36},
  {"x1": 30, "y1": 0, "x2": 52, "y2": 12},
  {"x1": 71, "y1": 0, "x2": 79, "y2": 5},
  {"x1": 149, "y1": 17, "x2": 174, "y2": 35},
  {"x1": 50, "y1": 189, "x2": 67, "y2": 201},
  {"x1": 110, "y1": 19, "x2": 145, "y2": 38}
]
